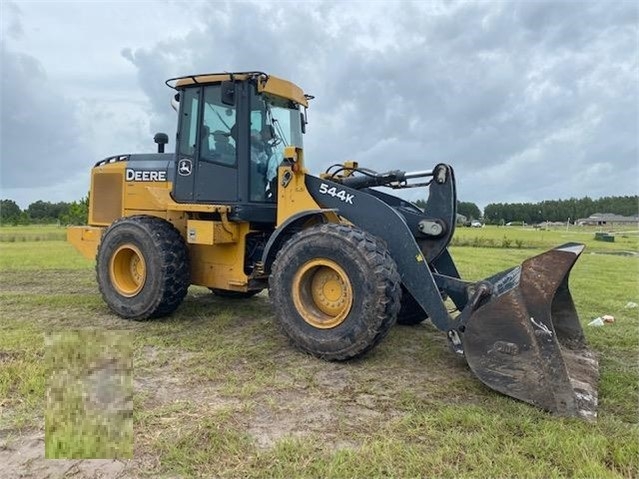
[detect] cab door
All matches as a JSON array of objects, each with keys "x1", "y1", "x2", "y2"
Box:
[
  {"x1": 173, "y1": 87, "x2": 199, "y2": 201},
  {"x1": 173, "y1": 84, "x2": 239, "y2": 203}
]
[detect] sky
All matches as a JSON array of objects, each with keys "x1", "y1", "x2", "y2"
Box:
[{"x1": 1, "y1": 0, "x2": 638, "y2": 211}]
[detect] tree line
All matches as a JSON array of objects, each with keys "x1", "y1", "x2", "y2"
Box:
[
  {"x1": 483, "y1": 195, "x2": 638, "y2": 225},
  {"x1": 1, "y1": 194, "x2": 636, "y2": 227},
  {"x1": 0, "y1": 198, "x2": 88, "y2": 226},
  {"x1": 415, "y1": 196, "x2": 637, "y2": 225}
]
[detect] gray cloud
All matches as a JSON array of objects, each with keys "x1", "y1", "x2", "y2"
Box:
[
  {"x1": 2, "y1": 0, "x2": 637, "y2": 209},
  {"x1": 0, "y1": 45, "x2": 92, "y2": 190},
  {"x1": 120, "y1": 1, "x2": 638, "y2": 208}
]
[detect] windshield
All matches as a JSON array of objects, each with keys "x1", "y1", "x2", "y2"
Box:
[
  {"x1": 249, "y1": 91, "x2": 304, "y2": 202},
  {"x1": 269, "y1": 98, "x2": 304, "y2": 149},
  {"x1": 251, "y1": 94, "x2": 303, "y2": 151}
]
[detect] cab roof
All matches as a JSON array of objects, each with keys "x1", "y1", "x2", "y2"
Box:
[{"x1": 165, "y1": 71, "x2": 310, "y2": 107}]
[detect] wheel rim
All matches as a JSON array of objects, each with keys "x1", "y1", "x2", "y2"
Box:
[
  {"x1": 292, "y1": 259, "x2": 353, "y2": 329},
  {"x1": 109, "y1": 244, "x2": 146, "y2": 297}
]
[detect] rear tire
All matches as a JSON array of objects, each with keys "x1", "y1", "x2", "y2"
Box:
[
  {"x1": 396, "y1": 286, "x2": 428, "y2": 325},
  {"x1": 269, "y1": 224, "x2": 401, "y2": 361},
  {"x1": 96, "y1": 216, "x2": 190, "y2": 320},
  {"x1": 396, "y1": 286, "x2": 449, "y2": 326}
]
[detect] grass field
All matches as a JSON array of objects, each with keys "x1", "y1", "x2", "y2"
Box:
[
  {"x1": 0, "y1": 224, "x2": 67, "y2": 243},
  {"x1": 0, "y1": 224, "x2": 637, "y2": 477},
  {"x1": 451, "y1": 223, "x2": 639, "y2": 252}
]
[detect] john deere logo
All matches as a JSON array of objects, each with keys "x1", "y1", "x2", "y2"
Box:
[
  {"x1": 125, "y1": 168, "x2": 167, "y2": 182},
  {"x1": 178, "y1": 159, "x2": 192, "y2": 176}
]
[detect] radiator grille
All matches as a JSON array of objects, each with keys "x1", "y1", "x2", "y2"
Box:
[{"x1": 90, "y1": 172, "x2": 123, "y2": 225}]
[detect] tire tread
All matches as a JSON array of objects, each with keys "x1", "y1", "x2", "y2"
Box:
[
  {"x1": 96, "y1": 215, "x2": 189, "y2": 320},
  {"x1": 269, "y1": 223, "x2": 401, "y2": 361}
]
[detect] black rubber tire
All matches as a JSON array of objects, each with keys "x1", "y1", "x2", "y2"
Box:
[
  {"x1": 396, "y1": 286, "x2": 428, "y2": 325},
  {"x1": 210, "y1": 288, "x2": 263, "y2": 299},
  {"x1": 269, "y1": 223, "x2": 401, "y2": 361},
  {"x1": 96, "y1": 215, "x2": 190, "y2": 320}
]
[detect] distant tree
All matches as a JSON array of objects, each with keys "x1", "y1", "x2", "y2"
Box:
[
  {"x1": 27, "y1": 200, "x2": 54, "y2": 222},
  {"x1": 26, "y1": 200, "x2": 75, "y2": 223},
  {"x1": 60, "y1": 196, "x2": 88, "y2": 225},
  {"x1": 483, "y1": 203, "x2": 503, "y2": 225},
  {"x1": 457, "y1": 201, "x2": 481, "y2": 220},
  {"x1": 483, "y1": 195, "x2": 638, "y2": 224},
  {"x1": 414, "y1": 199, "x2": 427, "y2": 210},
  {"x1": 18, "y1": 211, "x2": 30, "y2": 225},
  {"x1": 0, "y1": 199, "x2": 22, "y2": 225},
  {"x1": 53, "y1": 201, "x2": 71, "y2": 221}
]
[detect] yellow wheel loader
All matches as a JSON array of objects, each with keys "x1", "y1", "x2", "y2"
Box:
[{"x1": 68, "y1": 71, "x2": 598, "y2": 419}]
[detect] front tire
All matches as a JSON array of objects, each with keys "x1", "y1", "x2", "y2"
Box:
[
  {"x1": 269, "y1": 224, "x2": 401, "y2": 361},
  {"x1": 96, "y1": 216, "x2": 190, "y2": 320}
]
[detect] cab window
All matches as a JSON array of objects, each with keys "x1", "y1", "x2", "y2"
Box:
[
  {"x1": 177, "y1": 88, "x2": 199, "y2": 157},
  {"x1": 201, "y1": 85, "x2": 237, "y2": 166}
]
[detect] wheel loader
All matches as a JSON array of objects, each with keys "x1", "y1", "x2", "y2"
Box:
[{"x1": 67, "y1": 71, "x2": 598, "y2": 419}]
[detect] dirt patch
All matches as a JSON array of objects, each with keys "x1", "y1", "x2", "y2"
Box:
[
  {"x1": 133, "y1": 345, "x2": 232, "y2": 406},
  {"x1": 132, "y1": 349, "x2": 402, "y2": 452},
  {"x1": 0, "y1": 351, "x2": 23, "y2": 363},
  {"x1": 313, "y1": 364, "x2": 353, "y2": 391},
  {"x1": 244, "y1": 387, "x2": 348, "y2": 449},
  {"x1": 0, "y1": 431, "x2": 131, "y2": 479},
  {"x1": 134, "y1": 370, "x2": 243, "y2": 411}
]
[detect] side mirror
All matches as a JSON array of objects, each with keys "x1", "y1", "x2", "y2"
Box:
[
  {"x1": 154, "y1": 132, "x2": 169, "y2": 153},
  {"x1": 221, "y1": 81, "x2": 235, "y2": 106},
  {"x1": 300, "y1": 111, "x2": 306, "y2": 134},
  {"x1": 170, "y1": 92, "x2": 180, "y2": 112}
]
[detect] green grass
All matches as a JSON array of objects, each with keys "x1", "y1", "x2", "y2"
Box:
[
  {"x1": 0, "y1": 241, "x2": 93, "y2": 269},
  {"x1": 0, "y1": 224, "x2": 67, "y2": 242},
  {"x1": 1, "y1": 225, "x2": 638, "y2": 477},
  {"x1": 453, "y1": 224, "x2": 639, "y2": 252}
]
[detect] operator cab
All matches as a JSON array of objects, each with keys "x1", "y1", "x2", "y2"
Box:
[{"x1": 165, "y1": 72, "x2": 308, "y2": 222}]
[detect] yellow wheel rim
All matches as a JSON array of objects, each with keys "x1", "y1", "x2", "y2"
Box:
[
  {"x1": 292, "y1": 259, "x2": 353, "y2": 329},
  {"x1": 109, "y1": 244, "x2": 146, "y2": 297}
]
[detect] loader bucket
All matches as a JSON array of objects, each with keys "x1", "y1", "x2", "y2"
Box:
[{"x1": 461, "y1": 243, "x2": 599, "y2": 419}]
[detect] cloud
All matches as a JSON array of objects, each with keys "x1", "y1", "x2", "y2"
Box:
[
  {"x1": 2, "y1": 0, "x2": 637, "y2": 209},
  {"x1": 0, "y1": 45, "x2": 93, "y2": 190},
  {"x1": 120, "y1": 1, "x2": 638, "y2": 208}
]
